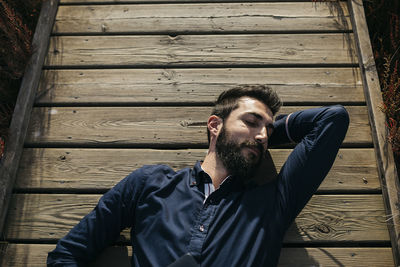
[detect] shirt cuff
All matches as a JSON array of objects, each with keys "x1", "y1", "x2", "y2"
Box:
[{"x1": 285, "y1": 113, "x2": 295, "y2": 143}]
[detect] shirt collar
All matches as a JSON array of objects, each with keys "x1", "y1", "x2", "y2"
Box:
[
  {"x1": 191, "y1": 161, "x2": 205, "y2": 187},
  {"x1": 191, "y1": 161, "x2": 244, "y2": 192}
]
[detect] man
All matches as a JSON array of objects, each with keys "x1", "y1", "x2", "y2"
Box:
[{"x1": 47, "y1": 85, "x2": 349, "y2": 266}]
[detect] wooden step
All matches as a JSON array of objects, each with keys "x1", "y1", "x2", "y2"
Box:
[
  {"x1": 59, "y1": 0, "x2": 346, "y2": 3},
  {"x1": 1, "y1": 244, "x2": 394, "y2": 267},
  {"x1": 36, "y1": 68, "x2": 364, "y2": 105},
  {"x1": 25, "y1": 106, "x2": 371, "y2": 146},
  {"x1": 45, "y1": 34, "x2": 357, "y2": 67},
  {"x1": 16, "y1": 148, "x2": 379, "y2": 192},
  {"x1": 5, "y1": 194, "x2": 389, "y2": 243},
  {"x1": 54, "y1": 2, "x2": 350, "y2": 34}
]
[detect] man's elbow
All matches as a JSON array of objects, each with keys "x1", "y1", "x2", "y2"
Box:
[
  {"x1": 327, "y1": 105, "x2": 350, "y2": 133},
  {"x1": 47, "y1": 250, "x2": 84, "y2": 267}
]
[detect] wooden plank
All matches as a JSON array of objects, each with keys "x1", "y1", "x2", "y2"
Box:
[
  {"x1": 15, "y1": 148, "x2": 380, "y2": 192},
  {"x1": 25, "y1": 106, "x2": 371, "y2": 146},
  {"x1": 4, "y1": 194, "x2": 389, "y2": 242},
  {"x1": 349, "y1": 0, "x2": 400, "y2": 264},
  {"x1": 36, "y1": 68, "x2": 364, "y2": 104},
  {"x1": 60, "y1": 0, "x2": 344, "y2": 3},
  {"x1": 54, "y1": 2, "x2": 351, "y2": 34},
  {"x1": 278, "y1": 247, "x2": 394, "y2": 266},
  {"x1": 1, "y1": 244, "x2": 394, "y2": 267},
  {"x1": 45, "y1": 34, "x2": 357, "y2": 67},
  {"x1": 0, "y1": 0, "x2": 60, "y2": 237}
]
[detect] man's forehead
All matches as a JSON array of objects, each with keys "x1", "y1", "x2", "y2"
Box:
[{"x1": 236, "y1": 97, "x2": 273, "y2": 117}]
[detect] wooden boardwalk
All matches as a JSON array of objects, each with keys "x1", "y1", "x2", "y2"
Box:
[{"x1": 1, "y1": 0, "x2": 398, "y2": 266}]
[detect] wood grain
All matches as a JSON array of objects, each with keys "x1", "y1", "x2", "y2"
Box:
[
  {"x1": 278, "y1": 247, "x2": 394, "y2": 266},
  {"x1": 45, "y1": 34, "x2": 357, "y2": 67},
  {"x1": 4, "y1": 194, "x2": 389, "y2": 242},
  {"x1": 3, "y1": 0, "x2": 395, "y2": 265},
  {"x1": 59, "y1": 0, "x2": 347, "y2": 3},
  {"x1": 15, "y1": 148, "x2": 380, "y2": 192},
  {"x1": 36, "y1": 68, "x2": 364, "y2": 104},
  {"x1": 25, "y1": 106, "x2": 371, "y2": 146},
  {"x1": 1, "y1": 244, "x2": 394, "y2": 267},
  {"x1": 54, "y1": 2, "x2": 351, "y2": 33}
]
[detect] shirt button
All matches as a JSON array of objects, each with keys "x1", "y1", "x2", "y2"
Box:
[{"x1": 199, "y1": 225, "x2": 205, "y2": 232}]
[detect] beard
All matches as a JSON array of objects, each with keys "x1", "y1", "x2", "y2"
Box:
[{"x1": 215, "y1": 125, "x2": 264, "y2": 182}]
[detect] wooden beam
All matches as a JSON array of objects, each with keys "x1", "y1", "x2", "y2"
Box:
[
  {"x1": 279, "y1": 247, "x2": 394, "y2": 266},
  {"x1": 349, "y1": 0, "x2": 400, "y2": 265},
  {"x1": 36, "y1": 68, "x2": 364, "y2": 105},
  {"x1": 59, "y1": 0, "x2": 346, "y2": 3},
  {"x1": 0, "y1": 244, "x2": 394, "y2": 267},
  {"x1": 54, "y1": 2, "x2": 351, "y2": 34},
  {"x1": 24, "y1": 106, "x2": 371, "y2": 147},
  {"x1": 45, "y1": 34, "x2": 357, "y2": 67},
  {"x1": 4, "y1": 194, "x2": 389, "y2": 242},
  {"x1": 0, "y1": 0, "x2": 60, "y2": 237},
  {"x1": 15, "y1": 148, "x2": 380, "y2": 192}
]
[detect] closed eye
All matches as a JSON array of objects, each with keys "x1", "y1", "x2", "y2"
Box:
[
  {"x1": 243, "y1": 112, "x2": 273, "y2": 134},
  {"x1": 245, "y1": 120, "x2": 258, "y2": 127}
]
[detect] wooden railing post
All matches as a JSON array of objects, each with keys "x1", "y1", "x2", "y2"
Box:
[
  {"x1": 348, "y1": 0, "x2": 400, "y2": 265},
  {"x1": 0, "y1": 0, "x2": 59, "y2": 237}
]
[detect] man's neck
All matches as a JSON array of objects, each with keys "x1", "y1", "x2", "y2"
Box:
[{"x1": 201, "y1": 150, "x2": 229, "y2": 189}]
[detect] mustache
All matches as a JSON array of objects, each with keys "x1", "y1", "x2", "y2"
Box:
[{"x1": 240, "y1": 141, "x2": 264, "y2": 155}]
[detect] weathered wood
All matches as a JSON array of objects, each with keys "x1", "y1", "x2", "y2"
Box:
[
  {"x1": 2, "y1": 0, "x2": 393, "y2": 265},
  {"x1": 36, "y1": 68, "x2": 364, "y2": 105},
  {"x1": 285, "y1": 195, "x2": 388, "y2": 243},
  {"x1": 54, "y1": 2, "x2": 351, "y2": 34},
  {"x1": 349, "y1": 0, "x2": 400, "y2": 265},
  {"x1": 15, "y1": 148, "x2": 380, "y2": 192},
  {"x1": 0, "y1": 0, "x2": 60, "y2": 237},
  {"x1": 1, "y1": 244, "x2": 394, "y2": 267},
  {"x1": 4, "y1": 194, "x2": 389, "y2": 242},
  {"x1": 60, "y1": 0, "x2": 344, "y2": 3},
  {"x1": 25, "y1": 106, "x2": 371, "y2": 146},
  {"x1": 278, "y1": 247, "x2": 394, "y2": 266},
  {"x1": 45, "y1": 34, "x2": 357, "y2": 67}
]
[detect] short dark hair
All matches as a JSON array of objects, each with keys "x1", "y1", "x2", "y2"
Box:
[{"x1": 207, "y1": 84, "x2": 282, "y2": 143}]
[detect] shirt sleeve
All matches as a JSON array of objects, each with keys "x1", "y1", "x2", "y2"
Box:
[
  {"x1": 271, "y1": 105, "x2": 349, "y2": 230},
  {"x1": 47, "y1": 167, "x2": 146, "y2": 267}
]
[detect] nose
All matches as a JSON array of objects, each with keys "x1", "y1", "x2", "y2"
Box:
[{"x1": 255, "y1": 126, "x2": 268, "y2": 145}]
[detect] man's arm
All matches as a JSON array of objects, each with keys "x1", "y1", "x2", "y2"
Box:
[
  {"x1": 47, "y1": 168, "x2": 145, "y2": 266},
  {"x1": 269, "y1": 105, "x2": 349, "y2": 229}
]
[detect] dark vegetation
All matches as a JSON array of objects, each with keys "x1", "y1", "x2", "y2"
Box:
[
  {"x1": 0, "y1": 0, "x2": 41, "y2": 158},
  {"x1": 364, "y1": 0, "x2": 400, "y2": 170},
  {"x1": 0, "y1": 0, "x2": 399, "y2": 170}
]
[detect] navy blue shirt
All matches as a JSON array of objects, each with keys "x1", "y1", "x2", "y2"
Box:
[{"x1": 47, "y1": 106, "x2": 349, "y2": 267}]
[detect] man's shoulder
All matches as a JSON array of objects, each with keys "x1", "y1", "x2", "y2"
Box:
[
  {"x1": 130, "y1": 164, "x2": 192, "y2": 182},
  {"x1": 139, "y1": 164, "x2": 174, "y2": 176}
]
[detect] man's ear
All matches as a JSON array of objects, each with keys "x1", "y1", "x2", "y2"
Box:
[{"x1": 207, "y1": 115, "x2": 223, "y2": 140}]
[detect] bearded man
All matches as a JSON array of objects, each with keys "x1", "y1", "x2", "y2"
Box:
[{"x1": 47, "y1": 85, "x2": 349, "y2": 267}]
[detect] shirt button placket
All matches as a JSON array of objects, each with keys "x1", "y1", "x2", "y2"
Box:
[{"x1": 187, "y1": 198, "x2": 217, "y2": 258}]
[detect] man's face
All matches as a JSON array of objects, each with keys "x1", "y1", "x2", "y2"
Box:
[{"x1": 215, "y1": 97, "x2": 274, "y2": 181}]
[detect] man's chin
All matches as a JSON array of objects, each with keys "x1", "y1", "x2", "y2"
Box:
[{"x1": 242, "y1": 150, "x2": 262, "y2": 166}]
